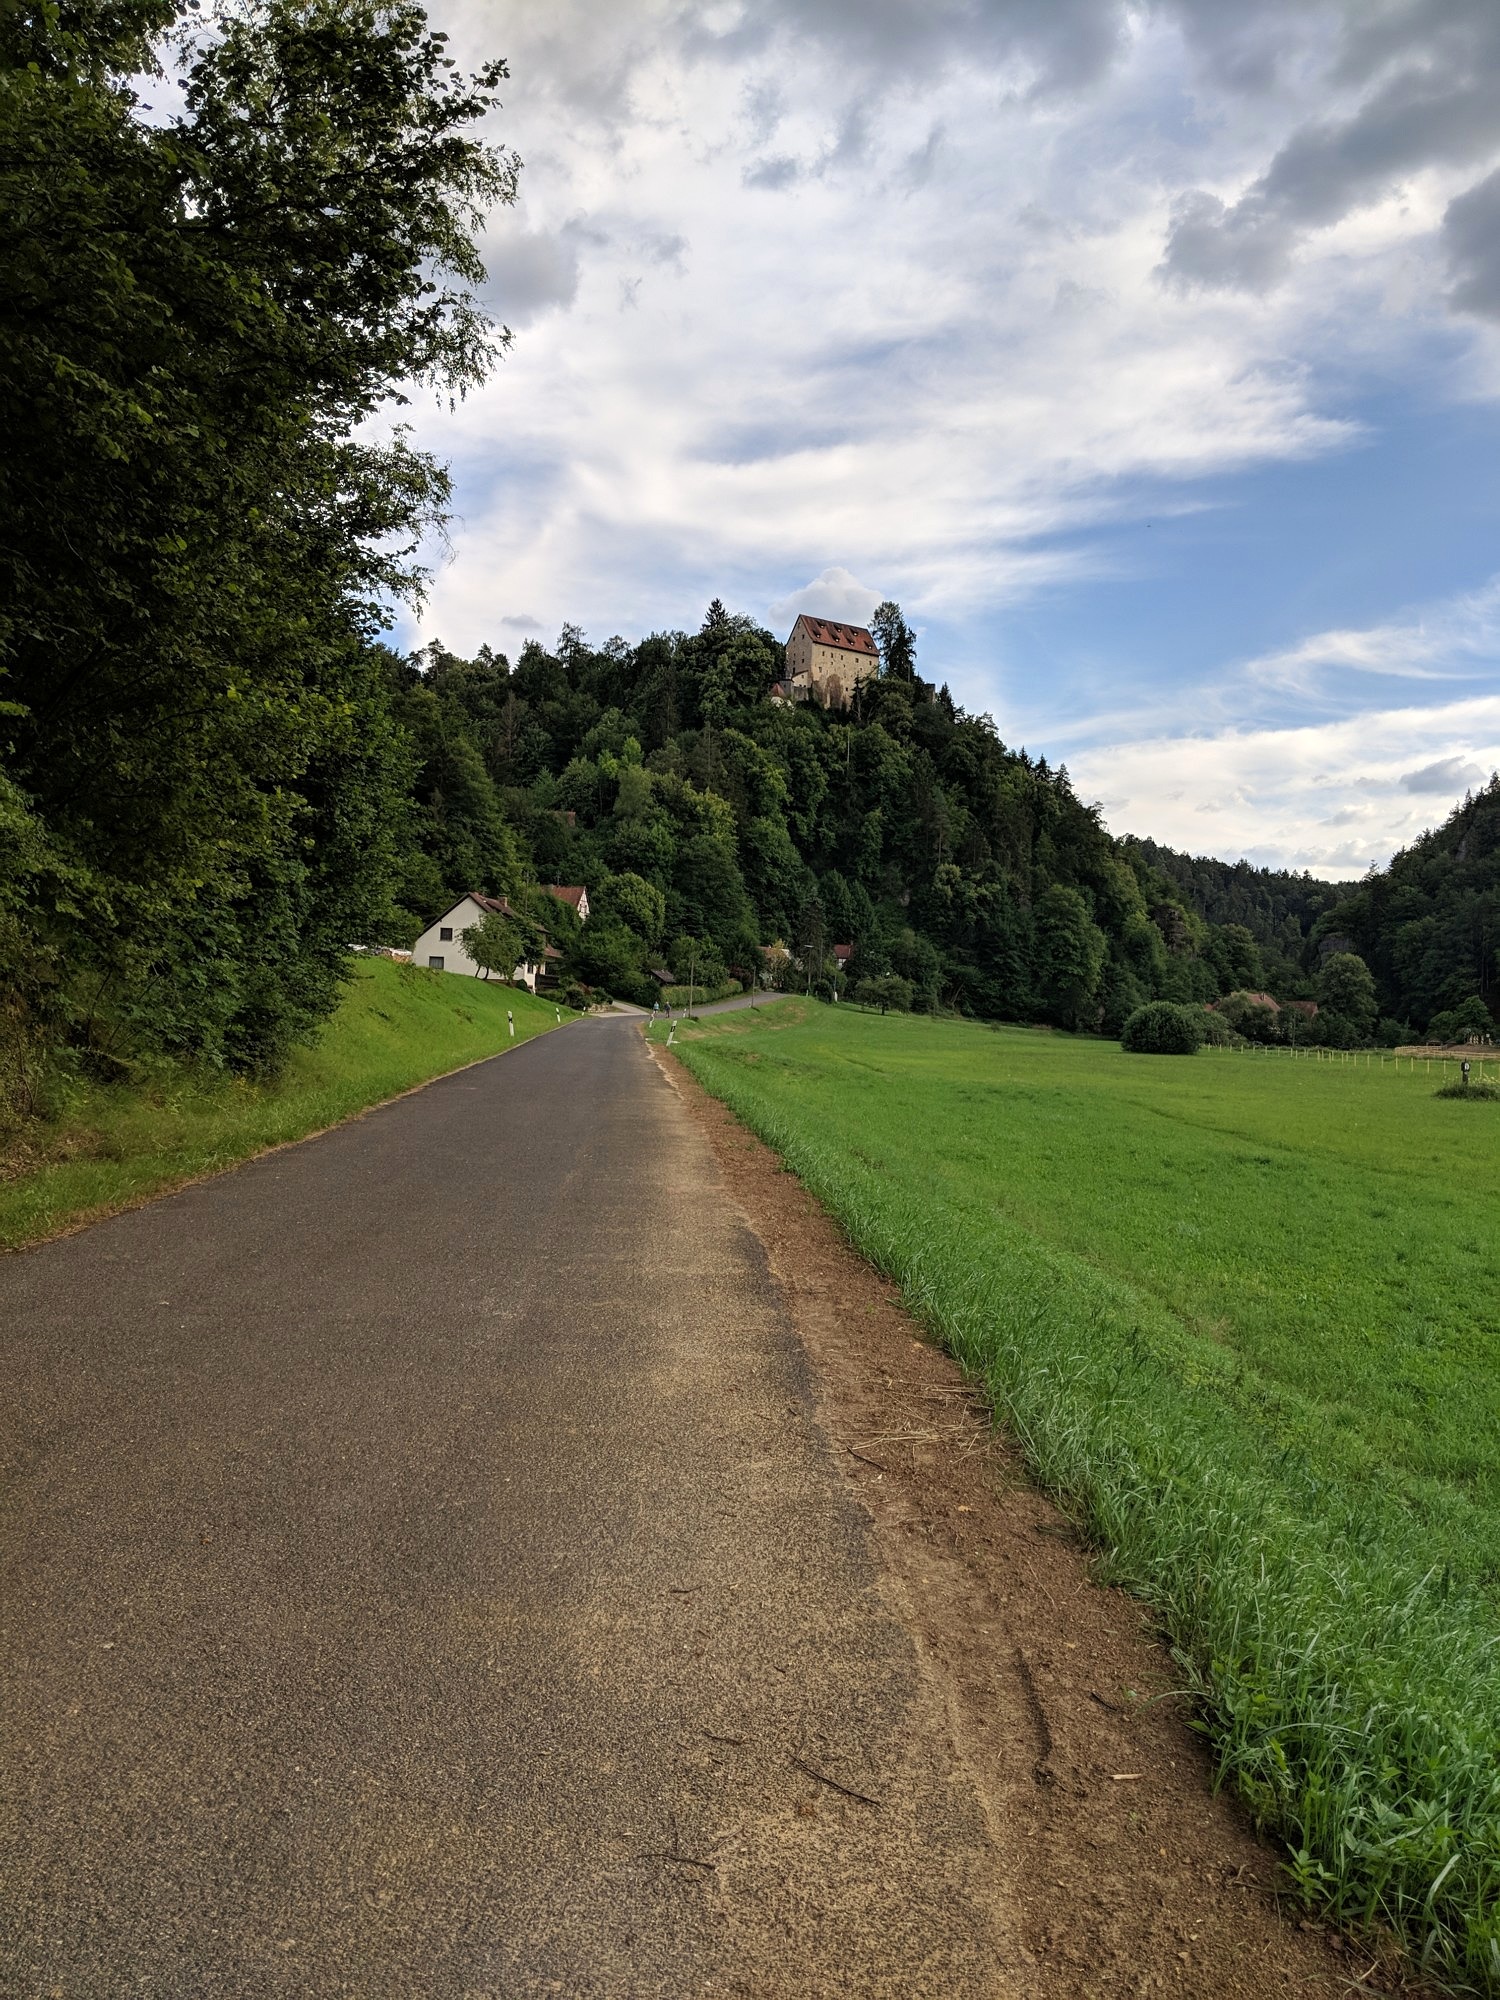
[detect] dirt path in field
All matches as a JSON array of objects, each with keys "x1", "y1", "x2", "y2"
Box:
[{"x1": 659, "y1": 1045, "x2": 1418, "y2": 2000}]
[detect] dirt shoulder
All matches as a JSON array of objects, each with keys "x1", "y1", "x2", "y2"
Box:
[{"x1": 658, "y1": 1044, "x2": 1418, "y2": 2000}]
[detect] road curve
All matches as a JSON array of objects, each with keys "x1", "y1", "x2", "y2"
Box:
[{"x1": 3, "y1": 1018, "x2": 1021, "y2": 1998}]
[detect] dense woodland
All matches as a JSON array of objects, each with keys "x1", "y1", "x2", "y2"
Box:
[
  {"x1": 389, "y1": 618, "x2": 1258, "y2": 1026},
  {"x1": 379, "y1": 617, "x2": 1499, "y2": 1049},
  {"x1": 2, "y1": 0, "x2": 1496, "y2": 1125}
]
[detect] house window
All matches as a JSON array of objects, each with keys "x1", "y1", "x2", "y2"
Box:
[
  {"x1": 439, "y1": 926, "x2": 453, "y2": 941},
  {"x1": 428, "y1": 955, "x2": 444, "y2": 970}
]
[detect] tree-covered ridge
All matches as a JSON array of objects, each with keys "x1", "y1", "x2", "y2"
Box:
[
  {"x1": 1121, "y1": 837, "x2": 1342, "y2": 993},
  {"x1": 386, "y1": 611, "x2": 1282, "y2": 1031},
  {"x1": 388, "y1": 613, "x2": 1497, "y2": 1047},
  {"x1": 1320, "y1": 777, "x2": 1500, "y2": 1037},
  {"x1": 1127, "y1": 790, "x2": 1500, "y2": 1040}
]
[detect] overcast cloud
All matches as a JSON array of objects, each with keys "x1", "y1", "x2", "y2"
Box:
[{"x1": 402, "y1": 0, "x2": 1500, "y2": 876}]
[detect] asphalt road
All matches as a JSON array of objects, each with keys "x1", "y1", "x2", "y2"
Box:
[{"x1": 2, "y1": 1018, "x2": 1019, "y2": 1998}]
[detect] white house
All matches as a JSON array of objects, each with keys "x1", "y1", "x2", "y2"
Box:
[{"x1": 411, "y1": 893, "x2": 551, "y2": 991}]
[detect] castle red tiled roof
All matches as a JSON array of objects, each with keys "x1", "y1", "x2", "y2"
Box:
[{"x1": 791, "y1": 614, "x2": 877, "y2": 656}]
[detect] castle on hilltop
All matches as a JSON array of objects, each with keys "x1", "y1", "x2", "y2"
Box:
[{"x1": 771, "y1": 614, "x2": 878, "y2": 710}]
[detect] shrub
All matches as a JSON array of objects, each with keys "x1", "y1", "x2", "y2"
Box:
[
  {"x1": 1434, "y1": 1077, "x2": 1500, "y2": 1101},
  {"x1": 1120, "y1": 1001, "x2": 1204, "y2": 1054},
  {"x1": 660, "y1": 979, "x2": 738, "y2": 1009}
]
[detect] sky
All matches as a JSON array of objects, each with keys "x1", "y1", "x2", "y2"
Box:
[{"x1": 399, "y1": 0, "x2": 1500, "y2": 879}]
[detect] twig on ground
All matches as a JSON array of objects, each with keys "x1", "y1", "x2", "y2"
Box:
[
  {"x1": 846, "y1": 1445, "x2": 892, "y2": 1473},
  {"x1": 701, "y1": 1729, "x2": 745, "y2": 1746},
  {"x1": 790, "y1": 1753, "x2": 882, "y2": 1807}
]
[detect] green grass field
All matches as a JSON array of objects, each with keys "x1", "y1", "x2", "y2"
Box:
[
  {"x1": 665, "y1": 1002, "x2": 1500, "y2": 1989},
  {"x1": 0, "y1": 959, "x2": 572, "y2": 1253}
]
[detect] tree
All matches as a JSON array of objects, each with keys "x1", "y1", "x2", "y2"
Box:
[
  {"x1": 1207, "y1": 923, "x2": 1264, "y2": 994},
  {"x1": 871, "y1": 601, "x2": 916, "y2": 682},
  {"x1": 798, "y1": 890, "x2": 828, "y2": 991},
  {"x1": 1218, "y1": 990, "x2": 1281, "y2": 1043},
  {"x1": 1034, "y1": 884, "x2": 1107, "y2": 1030},
  {"x1": 461, "y1": 909, "x2": 523, "y2": 981},
  {"x1": 855, "y1": 974, "x2": 915, "y2": 1014},
  {"x1": 0, "y1": 0, "x2": 520, "y2": 1071},
  {"x1": 1427, "y1": 995, "x2": 1495, "y2": 1044},
  {"x1": 1318, "y1": 951, "x2": 1378, "y2": 1038},
  {"x1": 593, "y1": 872, "x2": 666, "y2": 949}
]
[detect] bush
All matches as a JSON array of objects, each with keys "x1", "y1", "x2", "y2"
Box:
[
  {"x1": 659, "y1": 979, "x2": 738, "y2": 1009},
  {"x1": 1434, "y1": 1077, "x2": 1500, "y2": 1101},
  {"x1": 1120, "y1": 1001, "x2": 1205, "y2": 1055}
]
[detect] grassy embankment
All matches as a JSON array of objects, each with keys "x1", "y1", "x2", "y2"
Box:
[
  {"x1": 661, "y1": 1001, "x2": 1500, "y2": 1989},
  {"x1": 0, "y1": 959, "x2": 571, "y2": 1253}
]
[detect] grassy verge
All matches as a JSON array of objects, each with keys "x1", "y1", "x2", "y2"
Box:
[
  {"x1": 662, "y1": 1002, "x2": 1500, "y2": 1991},
  {"x1": 0, "y1": 959, "x2": 572, "y2": 1252}
]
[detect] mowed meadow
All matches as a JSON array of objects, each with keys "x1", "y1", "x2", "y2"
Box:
[{"x1": 665, "y1": 1002, "x2": 1500, "y2": 1987}]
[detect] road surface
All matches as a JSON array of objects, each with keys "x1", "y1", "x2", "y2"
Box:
[{"x1": 2, "y1": 1017, "x2": 1021, "y2": 1997}]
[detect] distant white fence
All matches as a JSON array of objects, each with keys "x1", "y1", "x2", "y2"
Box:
[{"x1": 1205, "y1": 1043, "x2": 1494, "y2": 1079}]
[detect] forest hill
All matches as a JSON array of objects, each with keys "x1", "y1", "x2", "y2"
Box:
[{"x1": 383, "y1": 604, "x2": 1499, "y2": 1049}]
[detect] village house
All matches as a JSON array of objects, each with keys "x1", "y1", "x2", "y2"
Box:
[
  {"x1": 411, "y1": 892, "x2": 566, "y2": 992},
  {"x1": 774, "y1": 615, "x2": 879, "y2": 710}
]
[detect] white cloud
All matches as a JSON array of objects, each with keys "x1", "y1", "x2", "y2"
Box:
[
  {"x1": 410, "y1": 0, "x2": 1381, "y2": 654},
  {"x1": 1069, "y1": 695, "x2": 1500, "y2": 875},
  {"x1": 766, "y1": 567, "x2": 883, "y2": 629},
  {"x1": 1400, "y1": 754, "x2": 1487, "y2": 794},
  {"x1": 1243, "y1": 576, "x2": 1500, "y2": 695}
]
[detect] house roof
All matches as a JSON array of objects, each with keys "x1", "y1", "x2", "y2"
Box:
[
  {"x1": 426, "y1": 892, "x2": 554, "y2": 943},
  {"x1": 789, "y1": 614, "x2": 877, "y2": 656},
  {"x1": 468, "y1": 892, "x2": 519, "y2": 919},
  {"x1": 832, "y1": 943, "x2": 853, "y2": 962},
  {"x1": 543, "y1": 884, "x2": 588, "y2": 910}
]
